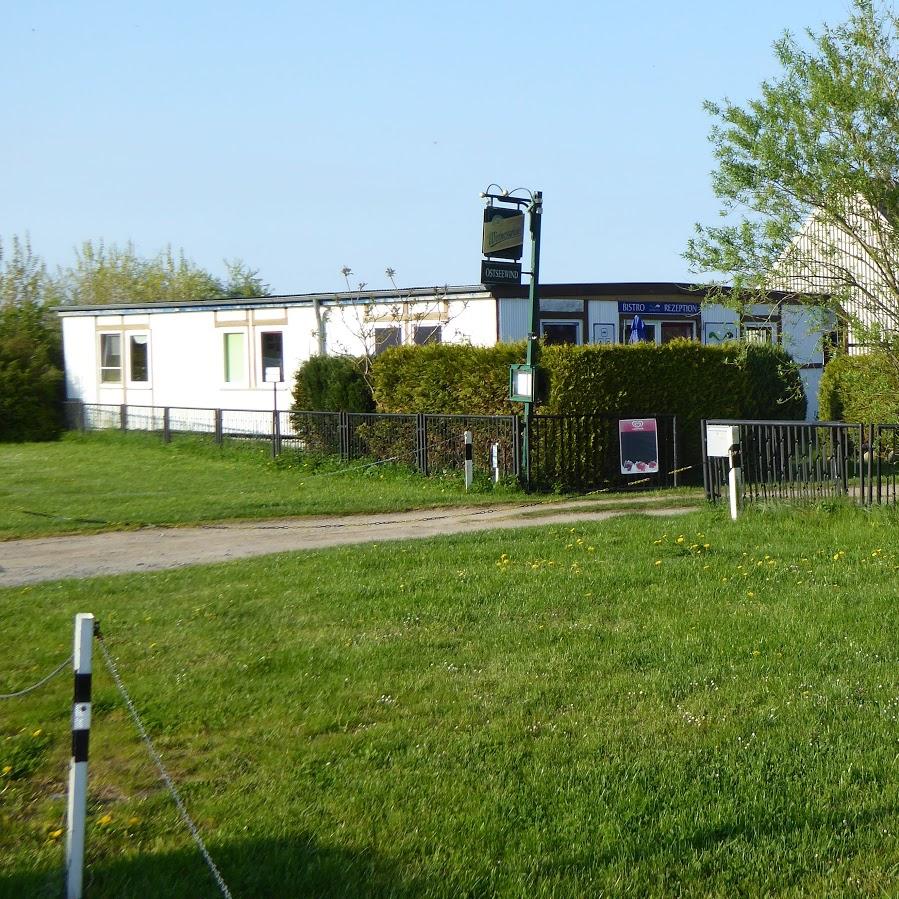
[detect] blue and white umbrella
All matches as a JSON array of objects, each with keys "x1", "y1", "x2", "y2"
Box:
[{"x1": 628, "y1": 314, "x2": 647, "y2": 343}]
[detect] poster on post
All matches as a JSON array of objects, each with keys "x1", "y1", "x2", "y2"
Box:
[{"x1": 619, "y1": 418, "x2": 659, "y2": 476}]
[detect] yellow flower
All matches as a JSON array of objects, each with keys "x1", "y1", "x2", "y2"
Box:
[
  {"x1": 32, "y1": 729, "x2": 42, "y2": 737},
  {"x1": 2, "y1": 765, "x2": 11, "y2": 775},
  {"x1": 676, "y1": 536, "x2": 685, "y2": 544},
  {"x1": 128, "y1": 816, "x2": 141, "y2": 826},
  {"x1": 654, "y1": 560, "x2": 662, "y2": 566},
  {"x1": 49, "y1": 828, "x2": 63, "y2": 839},
  {"x1": 97, "y1": 814, "x2": 112, "y2": 826}
]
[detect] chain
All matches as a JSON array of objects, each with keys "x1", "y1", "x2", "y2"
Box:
[
  {"x1": 0, "y1": 655, "x2": 72, "y2": 700},
  {"x1": 95, "y1": 631, "x2": 234, "y2": 899}
]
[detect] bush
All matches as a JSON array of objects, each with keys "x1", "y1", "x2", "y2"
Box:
[
  {"x1": 370, "y1": 339, "x2": 806, "y2": 482},
  {"x1": 0, "y1": 302, "x2": 64, "y2": 442},
  {"x1": 372, "y1": 342, "x2": 527, "y2": 414},
  {"x1": 292, "y1": 355, "x2": 374, "y2": 412},
  {"x1": 818, "y1": 352, "x2": 899, "y2": 422}
]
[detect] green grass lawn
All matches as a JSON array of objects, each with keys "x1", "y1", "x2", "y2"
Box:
[
  {"x1": 3, "y1": 504, "x2": 899, "y2": 897},
  {"x1": 0, "y1": 432, "x2": 536, "y2": 540}
]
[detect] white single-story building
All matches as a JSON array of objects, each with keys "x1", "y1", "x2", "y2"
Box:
[{"x1": 58, "y1": 282, "x2": 832, "y2": 419}]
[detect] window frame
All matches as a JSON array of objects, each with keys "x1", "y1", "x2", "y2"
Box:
[
  {"x1": 127, "y1": 332, "x2": 151, "y2": 387},
  {"x1": 258, "y1": 330, "x2": 285, "y2": 383},
  {"x1": 222, "y1": 329, "x2": 249, "y2": 387},
  {"x1": 540, "y1": 319, "x2": 582, "y2": 345},
  {"x1": 99, "y1": 332, "x2": 123, "y2": 385}
]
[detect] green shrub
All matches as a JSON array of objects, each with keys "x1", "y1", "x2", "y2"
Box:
[
  {"x1": 0, "y1": 301, "x2": 64, "y2": 442},
  {"x1": 819, "y1": 352, "x2": 899, "y2": 422},
  {"x1": 372, "y1": 342, "x2": 527, "y2": 414},
  {"x1": 371, "y1": 339, "x2": 805, "y2": 482},
  {"x1": 292, "y1": 354, "x2": 374, "y2": 412}
]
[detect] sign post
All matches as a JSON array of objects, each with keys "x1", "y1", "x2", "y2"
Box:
[
  {"x1": 706, "y1": 424, "x2": 742, "y2": 520},
  {"x1": 265, "y1": 366, "x2": 283, "y2": 457},
  {"x1": 482, "y1": 186, "x2": 542, "y2": 488}
]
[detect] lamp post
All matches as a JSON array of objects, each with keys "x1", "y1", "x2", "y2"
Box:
[{"x1": 481, "y1": 187, "x2": 542, "y2": 487}]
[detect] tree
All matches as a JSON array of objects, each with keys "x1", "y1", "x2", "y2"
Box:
[
  {"x1": 0, "y1": 239, "x2": 64, "y2": 440},
  {"x1": 323, "y1": 266, "x2": 459, "y2": 386},
  {"x1": 0, "y1": 235, "x2": 48, "y2": 307},
  {"x1": 686, "y1": 0, "x2": 899, "y2": 365},
  {"x1": 54, "y1": 241, "x2": 270, "y2": 305}
]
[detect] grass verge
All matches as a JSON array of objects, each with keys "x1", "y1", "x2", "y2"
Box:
[{"x1": 3, "y1": 504, "x2": 899, "y2": 896}]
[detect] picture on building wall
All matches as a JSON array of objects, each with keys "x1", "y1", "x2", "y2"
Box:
[
  {"x1": 619, "y1": 418, "x2": 659, "y2": 475},
  {"x1": 703, "y1": 322, "x2": 737, "y2": 345},
  {"x1": 592, "y1": 323, "x2": 615, "y2": 344}
]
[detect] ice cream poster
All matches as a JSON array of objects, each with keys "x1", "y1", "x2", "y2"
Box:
[{"x1": 618, "y1": 418, "x2": 659, "y2": 476}]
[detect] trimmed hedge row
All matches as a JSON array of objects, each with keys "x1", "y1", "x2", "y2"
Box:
[
  {"x1": 370, "y1": 340, "x2": 806, "y2": 478},
  {"x1": 292, "y1": 355, "x2": 374, "y2": 413},
  {"x1": 818, "y1": 352, "x2": 899, "y2": 423}
]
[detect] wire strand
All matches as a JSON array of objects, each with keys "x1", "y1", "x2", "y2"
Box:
[
  {"x1": 95, "y1": 632, "x2": 234, "y2": 899},
  {"x1": 0, "y1": 655, "x2": 72, "y2": 700}
]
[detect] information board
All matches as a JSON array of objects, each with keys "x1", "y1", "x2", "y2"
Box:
[{"x1": 619, "y1": 418, "x2": 659, "y2": 475}]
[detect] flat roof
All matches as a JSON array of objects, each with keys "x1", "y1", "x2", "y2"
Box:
[{"x1": 55, "y1": 281, "x2": 811, "y2": 316}]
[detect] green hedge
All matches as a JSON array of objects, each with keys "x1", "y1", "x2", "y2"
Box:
[
  {"x1": 292, "y1": 354, "x2": 374, "y2": 413},
  {"x1": 372, "y1": 342, "x2": 527, "y2": 414},
  {"x1": 0, "y1": 302, "x2": 64, "y2": 442},
  {"x1": 371, "y1": 340, "x2": 806, "y2": 480},
  {"x1": 818, "y1": 352, "x2": 899, "y2": 423}
]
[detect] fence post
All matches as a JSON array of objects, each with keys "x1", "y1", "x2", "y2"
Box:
[
  {"x1": 163, "y1": 407, "x2": 171, "y2": 444},
  {"x1": 66, "y1": 613, "x2": 95, "y2": 899},
  {"x1": 214, "y1": 409, "x2": 223, "y2": 446},
  {"x1": 672, "y1": 415, "x2": 679, "y2": 488},
  {"x1": 119, "y1": 404, "x2": 127, "y2": 432},
  {"x1": 78, "y1": 402, "x2": 86, "y2": 433},
  {"x1": 415, "y1": 413, "x2": 428, "y2": 475},
  {"x1": 464, "y1": 430, "x2": 473, "y2": 490},
  {"x1": 338, "y1": 411, "x2": 350, "y2": 461},
  {"x1": 701, "y1": 419, "x2": 709, "y2": 500}
]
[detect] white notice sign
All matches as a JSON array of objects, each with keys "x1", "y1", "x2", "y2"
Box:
[{"x1": 706, "y1": 424, "x2": 740, "y2": 458}]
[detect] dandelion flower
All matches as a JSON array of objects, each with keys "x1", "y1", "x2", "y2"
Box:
[
  {"x1": 32, "y1": 729, "x2": 42, "y2": 737},
  {"x1": 97, "y1": 814, "x2": 112, "y2": 826},
  {"x1": 49, "y1": 828, "x2": 63, "y2": 839},
  {"x1": 654, "y1": 560, "x2": 662, "y2": 566},
  {"x1": 2, "y1": 765, "x2": 11, "y2": 775}
]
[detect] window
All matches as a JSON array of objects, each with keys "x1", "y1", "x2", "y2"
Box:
[
  {"x1": 743, "y1": 323, "x2": 777, "y2": 344},
  {"x1": 375, "y1": 327, "x2": 401, "y2": 355},
  {"x1": 413, "y1": 325, "x2": 442, "y2": 345},
  {"x1": 541, "y1": 320, "x2": 581, "y2": 345},
  {"x1": 623, "y1": 320, "x2": 695, "y2": 345},
  {"x1": 129, "y1": 334, "x2": 149, "y2": 383},
  {"x1": 100, "y1": 333, "x2": 122, "y2": 383},
  {"x1": 223, "y1": 332, "x2": 246, "y2": 383},
  {"x1": 260, "y1": 332, "x2": 284, "y2": 380}
]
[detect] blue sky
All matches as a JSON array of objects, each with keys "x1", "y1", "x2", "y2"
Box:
[{"x1": 3, "y1": 0, "x2": 855, "y2": 294}]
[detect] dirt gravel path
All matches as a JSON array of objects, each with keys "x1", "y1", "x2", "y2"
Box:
[{"x1": 0, "y1": 497, "x2": 697, "y2": 587}]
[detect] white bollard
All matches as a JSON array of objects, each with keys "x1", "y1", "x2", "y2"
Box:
[
  {"x1": 66, "y1": 613, "x2": 94, "y2": 899},
  {"x1": 464, "y1": 431, "x2": 473, "y2": 491},
  {"x1": 728, "y1": 444, "x2": 742, "y2": 521},
  {"x1": 491, "y1": 442, "x2": 500, "y2": 484}
]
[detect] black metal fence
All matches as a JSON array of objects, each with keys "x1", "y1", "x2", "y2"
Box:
[
  {"x1": 701, "y1": 419, "x2": 899, "y2": 505},
  {"x1": 65, "y1": 402, "x2": 520, "y2": 480},
  {"x1": 529, "y1": 413, "x2": 680, "y2": 493}
]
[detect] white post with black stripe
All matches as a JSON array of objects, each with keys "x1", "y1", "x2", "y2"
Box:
[
  {"x1": 491, "y1": 442, "x2": 500, "y2": 484},
  {"x1": 464, "y1": 430, "x2": 473, "y2": 491},
  {"x1": 66, "y1": 613, "x2": 94, "y2": 899}
]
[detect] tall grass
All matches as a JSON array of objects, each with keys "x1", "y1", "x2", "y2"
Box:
[{"x1": 3, "y1": 505, "x2": 899, "y2": 896}]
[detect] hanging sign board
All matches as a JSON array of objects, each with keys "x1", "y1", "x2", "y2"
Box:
[
  {"x1": 482, "y1": 207, "x2": 525, "y2": 260},
  {"x1": 619, "y1": 418, "x2": 659, "y2": 475},
  {"x1": 481, "y1": 259, "x2": 522, "y2": 286},
  {"x1": 264, "y1": 366, "x2": 283, "y2": 383}
]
